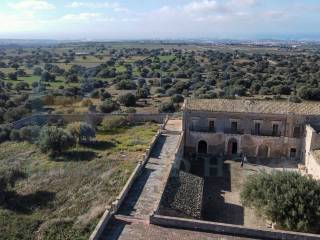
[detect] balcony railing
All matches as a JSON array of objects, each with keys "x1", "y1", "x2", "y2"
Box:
[
  {"x1": 251, "y1": 130, "x2": 281, "y2": 137},
  {"x1": 189, "y1": 127, "x2": 216, "y2": 133},
  {"x1": 190, "y1": 126, "x2": 281, "y2": 137},
  {"x1": 224, "y1": 128, "x2": 245, "y2": 135}
]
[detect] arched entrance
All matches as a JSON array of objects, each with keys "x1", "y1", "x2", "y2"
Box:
[
  {"x1": 198, "y1": 140, "x2": 207, "y2": 154},
  {"x1": 258, "y1": 145, "x2": 269, "y2": 158},
  {"x1": 227, "y1": 138, "x2": 238, "y2": 155}
]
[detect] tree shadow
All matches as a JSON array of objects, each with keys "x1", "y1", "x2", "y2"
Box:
[
  {"x1": 54, "y1": 150, "x2": 96, "y2": 162},
  {"x1": 2, "y1": 190, "x2": 56, "y2": 214},
  {"x1": 202, "y1": 162, "x2": 244, "y2": 225},
  {"x1": 0, "y1": 170, "x2": 56, "y2": 214},
  {"x1": 81, "y1": 141, "x2": 115, "y2": 151}
]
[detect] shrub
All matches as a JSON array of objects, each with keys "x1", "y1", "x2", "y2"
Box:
[
  {"x1": 101, "y1": 116, "x2": 127, "y2": 131},
  {"x1": 158, "y1": 102, "x2": 177, "y2": 113},
  {"x1": 20, "y1": 126, "x2": 40, "y2": 142},
  {"x1": 241, "y1": 171, "x2": 320, "y2": 233},
  {"x1": 30, "y1": 98, "x2": 43, "y2": 111},
  {"x1": 0, "y1": 126, "x2": 11, "y2": 142},
  {"x1": 9, "y1": 130, "x2": 20, "y2": 141},
  {"x1": 115, "y1": 79, "x2": 137, "y2": 90},
  {"x1": 100, "y1": 91, "x2": 111, "y2": 100},
  {"x1": 171, "y1": 94, "x2": 184, "y2": 103},
  {"x1": 37, "y1": 126, "x2": 76, "y2": 157},
  {"x1": 100, "y1": 99, "x2": 119, "y2": 113},
  {"x1": 136, "y1": 87, "x2": 149, "y2": 99},
  {"x1": 118, "y1": 93, "x2": 136, "y2": 107},
  {"x1": 67, "y1": 122, "x2": 95, "y2": 143},
  {"x1": 79, "y1": 123, "x2": 96, "y2": 143}
]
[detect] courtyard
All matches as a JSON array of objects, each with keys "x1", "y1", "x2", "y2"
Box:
[{"x1": 191, "y1": 157, "x2": 299, "y2": 229}]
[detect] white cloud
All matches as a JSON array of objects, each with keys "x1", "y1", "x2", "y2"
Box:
[
  {"x1": 229, "y1": 0, "x2": 256, "y2": 7},
  {"x1": 8, "y1": 0, "x2": 55, "y2": 11},
  {"x1": 60, "y1": 13, "x2": 115, "y2": 22},
  {"x1": 66, "y1": 1, "x2": 128, "y2": 12},
  {"x1": 0, "y1": 12, "x2": 44, "y2": 32},
  {"x1": 183, "y1": 0, "x2": 219, "y2": 14}
]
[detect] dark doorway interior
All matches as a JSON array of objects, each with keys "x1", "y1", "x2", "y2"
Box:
[
  {"x1": 198, "y1": 140, "x2": 207, "y2": 154},
  {"x1": 228, "y1": 139, "x2": 238, "y2": 155}
]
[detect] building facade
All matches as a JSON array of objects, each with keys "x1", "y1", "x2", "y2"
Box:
[{"x1": 182, "y1": 99, "x2": 320, "y2": 161}]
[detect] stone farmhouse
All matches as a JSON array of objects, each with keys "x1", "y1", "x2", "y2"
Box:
[{"x1": 182, "y1": 99, "x2": 320, "y2": 177}]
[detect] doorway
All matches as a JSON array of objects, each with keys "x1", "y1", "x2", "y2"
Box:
[
  {"x1": 198, "y1": 140, "x2": 208, "y2": 154},
  {"x1": 227, "y1": 138, "x2": 238, "y2": 155}
]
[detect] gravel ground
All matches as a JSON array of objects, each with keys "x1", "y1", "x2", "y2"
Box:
[{"x1": 159, "y1": 171, "x2": 204, "y2": 219}]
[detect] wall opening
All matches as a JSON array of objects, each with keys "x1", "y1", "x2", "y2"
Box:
[
  {"x1": 198, "y1": 140, "x2": 208, "y2": 154},
  {"x1": 258, "y1": 145, "x2": 269, "y2": 158},
  {"x1": 227, "y1": 138, "x2": 238, "y2": 155}
]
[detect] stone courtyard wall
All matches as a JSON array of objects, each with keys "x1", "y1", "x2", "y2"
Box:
[{"x1": 10, "y1": 113, "x2": 168, "y2": 129}]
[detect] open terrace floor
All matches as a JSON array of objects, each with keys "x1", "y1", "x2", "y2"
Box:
[{"x1": 199, "y1": 157, "x2": 299, "y2": 229}]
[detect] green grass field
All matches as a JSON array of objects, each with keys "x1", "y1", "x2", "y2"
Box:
[{"x1": 0, "y1": 122, "x2": 159, "y2": 240}]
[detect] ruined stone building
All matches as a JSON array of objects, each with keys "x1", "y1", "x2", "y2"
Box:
[{"x1": 181, "y1": 99, "x2": 320, "y2": 176}]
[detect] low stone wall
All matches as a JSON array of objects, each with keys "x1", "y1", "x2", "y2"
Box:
[
  {"x1": 89, "y1": 130, "x2": 161, "y2": 240},
  {"x1": 11, "y1": 113, "x2": 168, "y2": 129},
  {"x1": 150, "y1": 215, "x2": 320, "y2": 240}
]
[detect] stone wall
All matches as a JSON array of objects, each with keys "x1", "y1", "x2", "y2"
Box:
[
  {"x1": 304, "y1": 125, "x2": 320, "y2": 180},
  {"x1": 184, "y1": 110, "x2": 304, "y2": 160},
  {"x1": 11, "y1": 113, "x2": 168, "y2": 129},
  {"x1": 150, "y1": 215, "x2": 320, "y2": 240},
  {"x1": 185, "y1": 131, "x2": 301, "y2": 159}
]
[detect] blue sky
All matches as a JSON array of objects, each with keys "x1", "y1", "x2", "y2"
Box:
[{"x1": 0, "y1": 0, "x2": 320, "y2": 40}]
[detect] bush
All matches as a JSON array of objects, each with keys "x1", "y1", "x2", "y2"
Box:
[
  {"x1": 79, "y1": 123, "x2": 96, "y2": 143},
  {"x1": 100, "y1": 91, "x2": 111, "y2": 100},
  {"x1": 241, "y1": 171, "x2": 320, "y2": 233},
  {"x1": 115, "y1": 80, "x2": 137, "y2": 90},
  {"x1": 158, "y1": 102, "x2": 177, "y2": 113},
  {"x1": 101, "y1": 116, "x2": 127, "y2": 131},
  {"x1": 100, "y1": 99, "x2": 119, "y2": 113},
  {"x1": 136, "y1": 87, "x2": 149, "y2": 99},
  {"x1": 171, "y1": 94, "x2": 184, "y2": 103},
  {"x1": 37, "y1": 126, "x2": 76, "y2": 157},
  {"x1": 20, "y1": 126, "x2": 40, "y2": 142},
  {"x1": 9, "y1": 130, "x2": 20, "y2": 141},
  {"x1": 118, "y1": 93, "x2": 136, "y2": 107}
]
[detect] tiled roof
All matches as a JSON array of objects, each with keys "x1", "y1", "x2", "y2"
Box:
[{"x1": 185, "y1": 98, "x2": 320, "y2": 115}]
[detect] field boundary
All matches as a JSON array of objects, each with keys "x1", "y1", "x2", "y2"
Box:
[{"x1": 9, "y1": 113, "x2": 169, "y2": 129}]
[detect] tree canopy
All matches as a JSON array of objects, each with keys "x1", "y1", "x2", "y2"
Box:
[{"x1": 241, "y1": 171, "x2": 320, "y2": 233}]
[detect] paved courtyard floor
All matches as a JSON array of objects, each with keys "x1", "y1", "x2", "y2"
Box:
[{"x1": 202, "y1": 158, "x2": 299, "y2": 229}]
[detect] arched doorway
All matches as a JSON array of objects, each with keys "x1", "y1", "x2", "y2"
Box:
[
  {"x1": 198, "y1": 140, "x2": 207, "y2": 154},
  {"x1": 258, "y1": 145, "x2": 269, "y2": 158},
  {"x1": 227, "y1": 138, "x2": 238, "y2": 155}
]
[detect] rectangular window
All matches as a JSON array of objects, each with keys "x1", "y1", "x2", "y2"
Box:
[
  {"x1": 209, "y1": 120, "x2": 215, "y2": 132},
  {"x1": 290, "y1": 148, "x2": 297, "y2": 158},
  {"x1": 254, "y1": 122, "x2": 261, "y2": 135},
  {"x1": 272, "y1": 124, "x2": 279, "y2": 136},
  {"x1": 191, "y1": 118, "x2": 199, "y2": 131},
  {"x1": 293, "y1": 126, "x2": 300, "y2": 138},
  {"x1": 231, "y1": 121, "x2": 238, "y2": 132}
]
